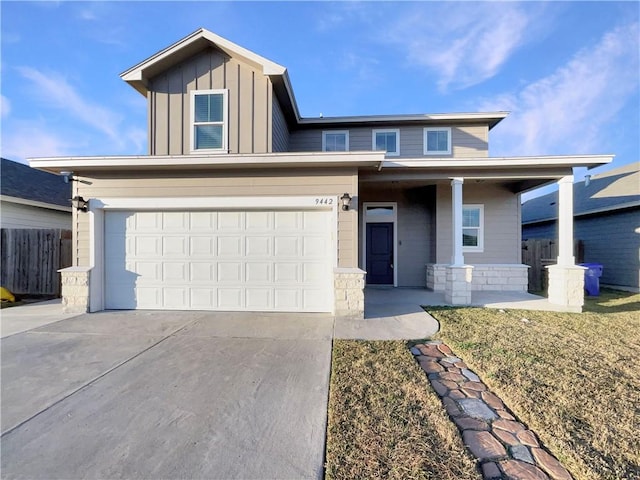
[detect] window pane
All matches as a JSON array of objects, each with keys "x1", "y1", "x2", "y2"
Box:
[
  {"x1": 325, "y1": 133, "x2": 346, "y2": 151},
  {"x1": 194, "y1": 94, "x2": 223, "y2": 122},
  {"x1": 375, "y1": 132, "x2": 397, "y2": 153},
  {"x1": 462, "y1": 228, "x2": 478, "y2": 246},
  {"x1": 366, "y1": 206, "x2": 394, "y2": 216},
  {"x1": 195, "y1": 125, "x2": 223, "y2": 149},
  {"x1": 463, "y1": 208, "x2": 480, "y2": 227},
  {"x1": 427, "y1": 130, "x2": 448, "y2": 152},
  {"x1": 437, "y1": 131, "x2": 448, "y2": 151}
]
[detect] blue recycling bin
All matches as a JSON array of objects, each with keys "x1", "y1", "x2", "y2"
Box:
[{"x1": 579, "y1": 263, "x2": 603, "y2": 296}]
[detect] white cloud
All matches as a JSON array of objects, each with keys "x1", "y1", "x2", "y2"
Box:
[
  {"x1": 481, "y1": 22, "x2": 640, "y2": 157},
  {"x1": 16, "y1": 66, "x2": 126, "y2": 148},
  {"x1": 1, "y1": 121, "x2": 75, "y2": 160},
  {"x1": 1, "y1": 95, "x2": 10, "y2": 118},
  {"x1": 384, "y1": 3, "x2": 542, "y2": 92}
]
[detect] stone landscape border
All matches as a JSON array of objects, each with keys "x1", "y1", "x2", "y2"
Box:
[{"x1": 411, "y1": 341, "x2": 573, "y2": 480}]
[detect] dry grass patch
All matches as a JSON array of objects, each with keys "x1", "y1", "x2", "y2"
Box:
[
  {"x1": 429, "y1": 289, "x2": 640, "y2": 480},
  {"x1": 325, "y1": 340, "x2": 480, "y2": 480}
]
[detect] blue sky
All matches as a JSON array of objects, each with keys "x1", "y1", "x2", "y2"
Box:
[{"x1": 1, "y1": 1, "x2": 638, "y2": 197}]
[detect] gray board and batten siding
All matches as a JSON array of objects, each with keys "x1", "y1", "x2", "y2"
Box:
[{"x1": 148, "y1": 47, "x2": 272, "y2": 155}]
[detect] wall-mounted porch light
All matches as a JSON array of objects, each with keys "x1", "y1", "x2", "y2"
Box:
[
  {"x1": 340, "y1": 193, "x2": 352, "y2": 211},
  {"x1": 71, "y1": 196, "x2": 88, "y2": 212}
]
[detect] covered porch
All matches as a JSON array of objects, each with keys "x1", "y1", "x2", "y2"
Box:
[{"x1": 356, "y1": 155, "x2": 614, "y2": 313}]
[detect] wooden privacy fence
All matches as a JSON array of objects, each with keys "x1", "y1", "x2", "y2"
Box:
[
  {"x1": 521, "y1": 238, "x2": 584, "y2": 292},
  {"x1": 0, "y1": 229, "x2": 72, "y2": 296}
]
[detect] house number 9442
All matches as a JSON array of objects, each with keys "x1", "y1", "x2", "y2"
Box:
[{"x1": 315, "y1": 198, "x2": 334, "y2": 205}]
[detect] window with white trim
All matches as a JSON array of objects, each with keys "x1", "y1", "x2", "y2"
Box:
[
  {"x1": 190, "y1": 89, "x2": 228, "y2": 152},
  {"x1": 462, "y1": 204, "x2": 484, "y2": 252},
  {"x1": 322, "y1": 130, "x2": 349, "y2": 152},
  {"x1": 372, "y1": 129, "x2": 400, "y2": 156},
  {"x1": 424, "y1": 127, "x2": 451, "y2": 155}
]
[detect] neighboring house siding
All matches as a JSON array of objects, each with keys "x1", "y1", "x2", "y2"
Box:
[
  {"x1": 359, "y1": 185, "x2": 436, "y2": 287},
  {"x1": 272, "y1": 96, "x2": 289, "y2": 152},
  {"x1": 436, "y1": 183, "x2": 521, "y2": 264},
  {"x1": 290, "y1": 125, "x2": 488, "y2": 157},
  {"x1": 0, "y1": 201, "x2": 71, "y2": 230},
  {"x1": 149, "y1": 48, "x2": 272, "y2": 155},
  {"x1": 523, "y1": 208, "x2": 640, "y2": 289},
  {"x1": 74, "y1": 168, "x2": 358, "y2": 268}
]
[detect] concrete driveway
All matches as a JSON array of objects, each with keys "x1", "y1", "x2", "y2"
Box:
[{"x1": 1, "y1": 310, "x2": 333, "y2": 479}]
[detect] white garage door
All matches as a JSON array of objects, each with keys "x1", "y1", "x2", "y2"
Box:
[{"x1": 104, "y1": 210, "x2": 333, "y2": 312}]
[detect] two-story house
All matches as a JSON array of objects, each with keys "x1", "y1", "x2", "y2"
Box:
[{"x1": 30, "y1": 28, "x2": 613, "y2": 316}]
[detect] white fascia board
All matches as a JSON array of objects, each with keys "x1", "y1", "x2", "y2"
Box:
[
  {"x1": 29, "y1": 152, "x2": 385, "y2": 173},
  {"x1": 383, "y1": 155, "x2": 614, "y2": 169},
  {"x1": 0, "y1": 194, "x2": 72, "y2": 212}
]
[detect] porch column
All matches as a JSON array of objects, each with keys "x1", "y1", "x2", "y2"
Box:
[
  {"x1": 547, "y1": 175, "x2": 585, "y2": 311},
  {"x1": 451, "y1": 177, "x2": 465, "y2": 266},
  {"x1": 445, "y1": 177, "x2": 472, "y2": 305},
  {"x1": 557, "y1": 175, "x2": 575, "y2": 265}
]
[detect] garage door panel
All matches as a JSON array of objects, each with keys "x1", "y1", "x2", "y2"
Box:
[
  {"x1": 218, "y1": 262, "x2": 242, "y2": 282},
  {"x1": 246, "y1": 262, "x2": 271, "y2": 282},
  {"x1": 191, "y1": 263, "x2": 215, "y2": 282},
  {"x1": 105, "y1": 209, "x2": 332, "y2": 312},
  {"x1": 218, "y1": 212, "x2": 242, "y2": 230},
  {"x1": 246, "y1": 211, "x2": 272, "y2": 230},
  {"x1": 135, "y1": 236, "x2": 162, "y2": 256},
  {"x1": 163, "y1": 263, "x2": 188, "y2": 282},
  {"x1": 275, "y1": 237, "x2": 299, "y2": 256},
  {"x1": 190, "y1": 237, "x2": 215, "y2": 256},
  {"x1": 246, "y1": 288, "x2": 272, "y2": 309},
  {"x1": 218, "y1": 288, "x2": 243, "y2": 309},
  {"x1": 163, "y1": 212, "x2": 188, "y2": 229},
  {"x1": 163, "y1": 236, "x2": 187, "y2": 256},
  {"x1": 218, "y1": 236, "x2": 242, "y2": 256},
  {"x1": 190, "y1": 212, "x2": 216, "y2": 230},
  {"x1": 274, "y1": 289, "x2": 299, "y2": 309},
  {"x1": 274, "y1": 211, "x2": 300, "y2": 230}
]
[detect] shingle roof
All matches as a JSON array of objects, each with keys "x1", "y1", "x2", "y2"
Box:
[
  {"x1": 1, "y1": 157, "x2": 71, "y2": 208},
  {"x1": 522, "y1": 162, "x2": 640, "y2": 224}
]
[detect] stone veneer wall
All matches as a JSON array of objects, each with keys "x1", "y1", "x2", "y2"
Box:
[
  {"x1": 547, "y1": 265, "x2": 585, "y2": 312},
  {"x1": 59, "y1": 266, "x2": 91, "y2": 314},
  {"x1": 334, "y1": 268, "x2": 365, "y2": 319},
  {"x1": 426, "y1": 264, "x2": 529, "y2": 292}
]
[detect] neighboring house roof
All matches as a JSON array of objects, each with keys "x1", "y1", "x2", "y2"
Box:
[
  {"x1": 121, "y1": 28, "x2": 508, "y2": 130},
  {"x1": 522, "y1": 161, "x2": 640, "y2": 224},
  {"x1": 1, "y1": 157, "x2": 71, "y2": 209}
]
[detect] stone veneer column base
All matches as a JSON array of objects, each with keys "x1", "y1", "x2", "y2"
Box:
[
  {"x1": 546, "y1": 264, "x2": 585, "y2": 312},
  {"x1": 334, "y1": 268, "x2": 366, "y2": 319},
  {"x1": 59, "y1": 266, "x2": 92, "y2": 314},
  {"x1": 445, "y1": 265, "x2": 474, "y2": 305}
]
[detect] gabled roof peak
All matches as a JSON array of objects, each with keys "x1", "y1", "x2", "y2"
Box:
[{"x1": 121, "y1": 28, "x2": 287, "y2": 96}]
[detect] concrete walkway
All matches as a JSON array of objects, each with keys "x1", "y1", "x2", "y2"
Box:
[{"x1": 0, "y1": 299, "x2": 82, "y2": 338}]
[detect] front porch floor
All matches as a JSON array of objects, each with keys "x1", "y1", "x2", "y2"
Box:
[{"x1": 365, "y1": 286, "x2": 582, "y2": 317}]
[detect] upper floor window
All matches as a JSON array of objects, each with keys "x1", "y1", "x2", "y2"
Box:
[
  {"x1": 372, "y1": 129, "x2": 400, "y2": 156},
  {"x1": 190, "y1": 89, "x2": 228, "y2": 152},
  {"x1": 462, "y1": 204, "x2": 484, "y2": 252},
  {"x1": 424, "y1": 127, "x2": 451, "y2": 155},
  {"x1": 322, "y1": 130, "x2": 349, "y2": 152}
]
